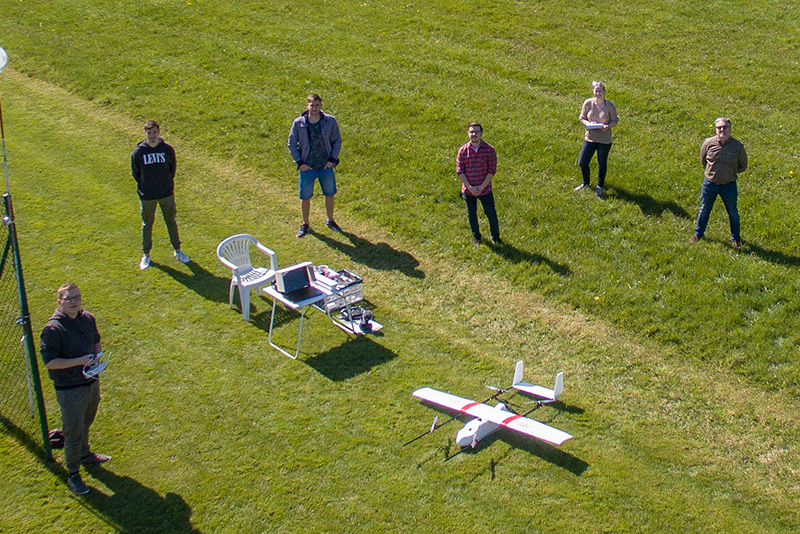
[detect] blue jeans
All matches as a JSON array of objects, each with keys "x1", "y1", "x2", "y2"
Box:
[
  {"x1": 463, "y1": 191, "x2": 499, "y2": 241},
  {"x1": 299, "y1": 168, "x2": 336, "y2": 200},
  {"x1": 694, "y1": 179, "x2": 740, "y2": 242},
  {"x1": 579, "y1": 141, "x2": 612, "y2": 187}
]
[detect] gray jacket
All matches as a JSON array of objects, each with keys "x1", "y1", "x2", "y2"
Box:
[{"x1": 287, "y1": 111, "x2": 342, "y2": 169}]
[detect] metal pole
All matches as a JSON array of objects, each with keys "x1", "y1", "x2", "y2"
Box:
[
  {"x1": 0, "y1": 48, "x2": 53, "y2": 459},
  {"x1": 0, "y1": 46, "x2": 9, "y2": 194},
  {"x1": 3, "y1": 194, "x2": 52, "y2": 460}
]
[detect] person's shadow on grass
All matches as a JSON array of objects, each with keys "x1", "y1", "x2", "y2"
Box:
[
  {"x1": 609, "y1": 186, "x2": 692, "y2": 219},
  {"x1": 1, "y1": 419, "x2": 198, "y2": 533},
  {"x1": 80, "y1": 465, "x2": 200, "y2": 534},
  {"x1": 312, "y1": 230, "x2": 425, "y2": 279},
  {"x1": 739, "y1": 241, "x2": 800, "y2": 267},
  {"x1": 489, "y1": 241, "x2": 571, "y2": 277},
  {"x1": 150, "y1": 259, "x2": 231, "y2": 304}
]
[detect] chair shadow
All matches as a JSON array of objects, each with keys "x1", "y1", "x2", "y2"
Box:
[
  {"x1": 610, "y1": 186, "x2": 692, "y2": 219},
  {"x1": 150, "y1": 260, "x2": 231, "y2": 304},
  {"x1": 303, "y1": 334, "x2": 397, "y2": 381},
  {"x1": 312, "y1": 230, "x2": 425, "y2": 279},
  {"x1": 489, "y1": 241, "x2": 571, "y2": 277},
  {"x1": 0, "y1": 418, "x2": 198, "y2": 533}
]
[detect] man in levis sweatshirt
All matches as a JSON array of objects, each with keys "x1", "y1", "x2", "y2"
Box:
[{"x1": 131, "y1": 120, "x2": 190, "y2": 269}]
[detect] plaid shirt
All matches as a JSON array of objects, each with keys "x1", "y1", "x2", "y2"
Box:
[{"x1": 456, "y1": 141, "x2": 496, "y2": 195}]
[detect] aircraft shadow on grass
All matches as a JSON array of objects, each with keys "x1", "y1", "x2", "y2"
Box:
[
  {"x1": 489, "y1": 241, "x2": 571, "y2": 277},
  {"x1": 303, "y1": 334, "x2": 397, "y2": 381},
  {"x1": 312, "y1": 230, "x2": 425, "y2": 279},
  {"x1": 608, "y1": 186, "x2": 692, "y2": 219},
  {"x1": 458, "y1": 430, "x2": 590, "y2": 480},
  {"x1": 0, "y1": 418, "x2": 198, "y2": 533}
]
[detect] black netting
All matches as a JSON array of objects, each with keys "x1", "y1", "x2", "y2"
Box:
[{"x1": 0, "y1": 232, "x2": 43, "y2": 439}]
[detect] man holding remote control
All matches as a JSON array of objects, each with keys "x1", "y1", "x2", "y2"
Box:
[{"x1": 40, "y1": 283, "x2": 110, "y2": 495}]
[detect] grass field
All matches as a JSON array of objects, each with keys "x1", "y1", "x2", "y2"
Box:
[{"x1": 1, "y1": 0, "x2": 799, "y2": 532}]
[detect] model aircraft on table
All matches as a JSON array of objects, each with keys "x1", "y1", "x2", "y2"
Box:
[{"x1": 407, "y1": 360, "x2": 572, "y2": 451}]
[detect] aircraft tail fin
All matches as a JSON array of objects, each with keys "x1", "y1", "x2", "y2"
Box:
[
  {"x1": 513, "y1": 360, "x2": 524, "y2": 387},
  {"x1": 553, "y1": 372, "x2": 564, "y2": 400}
]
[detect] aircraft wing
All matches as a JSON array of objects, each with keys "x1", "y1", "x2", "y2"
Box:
[
  {"x1": 412, "y1": 387, "x2": 499, "y2": 419},
  {"x1": 492, "y1": 413, "x2": 572, "y2": 446},
  {"x1": 412, "y1": 387, "x2": 476, "y2": 412},
  {"x1": 412, "y1": 387, "x2": 572, "y2": 446}
]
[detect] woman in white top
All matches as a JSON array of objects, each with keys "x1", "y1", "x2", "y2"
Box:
[{"x1": 574, "y1": 81, "x2": 619, "y2": 196}]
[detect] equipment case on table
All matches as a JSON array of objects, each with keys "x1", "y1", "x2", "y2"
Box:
[{"x1": 313, "y1": 266, "x2": 363, "y2": 313}]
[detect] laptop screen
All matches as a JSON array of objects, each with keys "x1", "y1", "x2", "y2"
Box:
[{"x1": 275, "y1": 262, "x2": 315, "y2": 293}]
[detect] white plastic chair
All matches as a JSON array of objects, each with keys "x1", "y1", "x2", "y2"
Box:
[{"x1": 217, "y1": 234, "x2": 279, "y2": 321}]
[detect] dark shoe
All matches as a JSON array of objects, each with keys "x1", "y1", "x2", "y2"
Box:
[
  {"x1": 326, "y1": 219, "x2": 342, "y2": 232},
  {"x1": 81, "y1": 452, "x2": 111, "y2": 465},
  {"x1": 296, "y1": 223, "x2": 309, "y2": 238},
  {"x1": 688, "y1": 235, "x2": 701, "y2": 245},
  {"x1": 491, "y1": 237, "x2": 502, "y2": 245},
  {"x1": 67, "y1": 473, "x2": 90, "y2": 495},
  {"x1": 573, "y1": 183, "x2": 588, "y2": 191},
  {"x1": 732, "y1": 240, "x2": 742, "y2": 250},
  {"x1": 472, "y1": 236, "x2": 482, "y2": 246},
  {"x1": 595, "y1": 185, "x2": 604, "y2": 197}
]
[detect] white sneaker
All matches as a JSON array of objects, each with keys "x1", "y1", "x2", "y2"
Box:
[
  {"x1": 174, "y1": 250, "x2": 190, "y2": 264},
  {"x1": 139, "y1": 255, "x2": 151, "y2": 270}
]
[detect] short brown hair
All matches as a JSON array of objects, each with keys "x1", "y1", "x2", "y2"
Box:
[
  {"x1": 144, "y1": 120, "x2": 160, "y2": 131},
  {"x1": 468, "y1": 122, "x2": 483, "y2": 132},
  {"x1": 306, "y1": 94, "x2": 322, "y2": 104},
  {"x1": 57, "y1": 283, "x2": 79, "y2": 299}
]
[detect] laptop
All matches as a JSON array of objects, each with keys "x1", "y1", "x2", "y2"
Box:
[{"x1": 274, "y1": 262, "x2": 325, "y2": 303}]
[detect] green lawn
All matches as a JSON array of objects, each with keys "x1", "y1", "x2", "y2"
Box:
[{"x1": 1, "y1": 1, "x2": 799, "y2": 532}]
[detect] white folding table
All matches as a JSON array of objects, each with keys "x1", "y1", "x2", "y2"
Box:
[
  {"x1": 263, "y1": 283, "x2": 382, "y2": 359},
  {"x1": 264, "y1": 283, "x2": 332, "y2": 359}
]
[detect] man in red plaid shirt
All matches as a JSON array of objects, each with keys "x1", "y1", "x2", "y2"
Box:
[{"x1": 456, "y1": 122, "x2": 500, "y2": 245}]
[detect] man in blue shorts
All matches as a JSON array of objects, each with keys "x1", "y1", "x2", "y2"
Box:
[{"x1": 287, "y1": 94, "x2": 343, "y2": 237}]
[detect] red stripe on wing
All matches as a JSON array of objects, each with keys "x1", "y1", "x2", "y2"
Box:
[
  {"x1": 501, "y1": 414, "x2": 522, "y2": 426},
  {"x1": 461, "y1": 401, "x2": 481, "y2": 412}
]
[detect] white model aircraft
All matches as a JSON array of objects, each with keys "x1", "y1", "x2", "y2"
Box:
[{"x1": 409, "y1": 361, "x2": 571, "y2": 449}]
